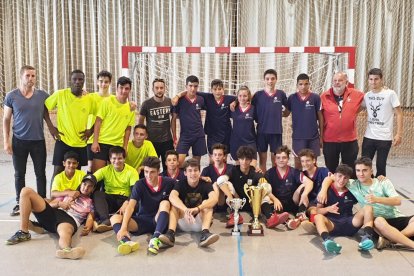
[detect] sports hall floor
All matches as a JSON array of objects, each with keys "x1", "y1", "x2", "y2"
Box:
[{"x1": 0, "y1": 153, "x2": 413, "y2": 276}]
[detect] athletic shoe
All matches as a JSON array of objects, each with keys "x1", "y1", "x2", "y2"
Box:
[
  {"x1": 10, "y1": 204, "x2": 20, "y2": 216},
  {"x1": 301, "y1": 220, "x2": 317, "y2": 234},
  {"x1": 286, "y1": 218, "x2": 301, "y2": 230},
  {"x1": 147, "y1": 237, "x2": 162, "y2": 255},
  {"x1": 199, "y1": 231, "x2": 220, "y2": 247},
  {"x1": 5, "y1": 230, "x2": 31, "y2": 245},
  {"x1": 56, "y1": 247, "x2": 86, "y2": 259},
  {"x1": 359, "y1": 238, "x2": 375, "y2": 251},
  {"x1": 226, "y1": 213, "x2": 244, "y2": 228},
  {"x1": 94, "y1": 219, "x2": 112, "y2": 233},
  {"x1": 28, "y1": 220, "x2": 46, "y2": 234},
  {"x1": 117, "y1": 240, "x2": 139, "y2": 255},
  {"x1": 266, "y1": 212, "x2": 289, "y2": 228},
  {"x1": 324, "y1": 239, "x2": 342, "y2": 254},
  {"x1": 376, "y1": 236, "x2": 392, "y2": 250},
  {"x1": 159, "y1": 230, "x2": 175, "y2": 247},
  {"x1": 296, "y1": 212, "x2": 308, "y2": 222}
]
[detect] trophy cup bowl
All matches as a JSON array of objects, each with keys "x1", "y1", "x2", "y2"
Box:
[
  {"x1": 228, "y1": 198, "x2": 246, "y2": 235},
  {"x1": 244, "y1": 184, "x2": 266, "y2": 236}
]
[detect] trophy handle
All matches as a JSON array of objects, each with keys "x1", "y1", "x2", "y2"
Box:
[
  {"x1": 244, "y1": 184, "x2": 252, "y2": 203},
  {"x1": 240, "y1": 198, "x2": 247, "y2": 208}
]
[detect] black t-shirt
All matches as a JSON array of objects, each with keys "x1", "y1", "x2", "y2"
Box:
[
  {"x1": 139, "y1": 97, "x2": 172, "y2": 142},
  {"x1": 228, "y1": 165, "x2": 263, "y2": 211},
  {"x1": 173, "y1": 179, "x2": 214, "y2": 208}
]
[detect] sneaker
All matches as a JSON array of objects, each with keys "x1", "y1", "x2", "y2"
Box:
[
  {"x1": 296, "y1": 212, "x2": 308, "y2": 222},
  {"x1": 28, "y1": 220, "x2": 46, "y2": 234},
  {"x1": 147, "y1": 237, "x2": 162, "y2": 255},
  {"x1": 286, "y1": 218, "x2": 301, "y2": 230},
  {"x1": 199, "y1": 231, "x2": 219, "y2": 247},
  {"x1": 159, "y1": 230, "x2": 175, "y2": 247},
  {"x1": 10, "y1": 204, "x2": 20, "y2": 216},
  {"x1": 376, "y1": 236, "x2": 392, "y2": 250},
  {"x1": 266, "y1": 212, "x2": 289, "y2": 228},
  {"x1": 117, "y1": 240, "x2": 139, "y2": 255},
  {"x1": 56, "y1": 247, "x2": 86, "y2": 259},
  {"x1": 301, "y1": 221, "x2": 317, "y2": 234},
  {"x1": 359, "y1": 238, "x2": 375, "y2": 251},
  {"x1": 94, "y1": 219, "x2": 112, "y2": 233},
  {"x1": 5, "y1": 230, "x2": 31, "y2": 245},
  {"x1": 324, "y1": 239, "x2": 342, "y2": 254},
  {"x1": 226, "y1": 213, "x2": 244, "y2": 228}
]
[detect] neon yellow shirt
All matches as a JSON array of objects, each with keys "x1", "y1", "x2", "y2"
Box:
[
  {"x1": 96, "y1": 96, "x2": 135, "y2": 146},
  {"x1": 45, "y1": 88, "x2": 96, "y2": 147},
  {"x1": 125, "y1": 140, "x2": 158, "y2": 170},
  {"x1": 51, "y1": 169, "x2": 86, "y2": 192},
  {"x1": 94, "y1": 163, "x2": 138, "y2": 196},
  {"x1": 87, "y1": 92, "x2": 111, "y2": 144}
]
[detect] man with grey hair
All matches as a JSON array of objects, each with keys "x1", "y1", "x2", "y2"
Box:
[{"x1": 320, "y1": 72, "x2": 364, "y2": 174}]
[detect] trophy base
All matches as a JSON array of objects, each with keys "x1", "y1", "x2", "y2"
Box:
[
  {"x1": 231, "y1": 230, "x2": 241, "y2": 236},
  {"x1": 247, "y1": 224, "x2": 264, "y2": 236}
]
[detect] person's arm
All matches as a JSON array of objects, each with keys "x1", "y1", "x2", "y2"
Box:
[
  {"x1": 315, "y1": 202, "x2": 339, "y2": 215},
  {"x1": 51, "y1": 190, "x2": 80, "y2": 199},
  {"x1": 138, "y1": 114, "x2": 145, "y2": 125},
  {"x1": 2, "y1": 106, "x2": 13, "y2": 155},
  {"x1": 316, "y1": 175, "x2": 335, "y2": 204},
  {"x1": 393, "y1": 106, "x2": 403, "y2": 146},
  {"x1": 317, "y1": 110, "x2": 324, "y2": 147},
  {"x1": 299, "y1": 176, "x2": 314, "y2": 206},
  {"x1": 268, "y1": 193, "x2": 283, "y2": 211},
  {"x1": 91, "y1": 117, "x2": 102, "y2": 153},
  {"x1": 366, "y1": 195, "x2": 401, "y2": 206},
  {"x1": 171, "y1": 113, "x2": 178, "y2": 146},
  {"x1": 43, "y1": 106, "x2": 61, "y2": 140},
  {"x1": 116, "y1": 199, "x2": 137, "y2": 241},
  {"x1": 123, "y1": 126, "x2": 131, "y2": 154},
  {"x1": 81, "y1": 213, "x2": 94, "y2": 236},
  {"x1": 198, "y1": 191, "x2": 218, "y2": 210},
  {"x1": 169, "y1": 190, "x2": 187, "y2": 211}
]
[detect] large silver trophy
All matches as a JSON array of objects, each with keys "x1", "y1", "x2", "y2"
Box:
[{"x1": 228, "y1": 198, "x2": 246, "y2": 235}]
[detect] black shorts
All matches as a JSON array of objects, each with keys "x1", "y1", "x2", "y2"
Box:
[
  {"x1": 385, "y1": 216, "x2": 414, "y2": 231},
  {"x1": 92, "y1": 143, "x2": 114, "y2": 161},
  {"x1": 33, "y1": 201, "x2": 78, "y2": 234},
  {"x1": 130, "y1": 215, "x2": 157, "y2": 236},
  {"x1": 52, "y1": 140, "x2": 87, "y2": 167},
  {"x1": 87, "y1": 144, "x2": 94, "y2": 161}
]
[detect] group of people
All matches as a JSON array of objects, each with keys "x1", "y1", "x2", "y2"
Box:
[{"x1": 3, "y1": 65, "x2": 409, "y2": 259}]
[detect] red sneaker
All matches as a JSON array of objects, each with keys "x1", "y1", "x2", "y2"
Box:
[
  {"x1": 226, "y1": 213, "x2": 244, "y2": 228},
  {"x1": 286, "y1": 218, "x2": 301, "y2": 230},
  {"x1": 266, "y1": 212, "x2": 289, "y2": 228}
]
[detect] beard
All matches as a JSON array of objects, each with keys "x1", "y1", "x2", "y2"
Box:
[{"x1": 333, "y1": 85, "x2": 345, "y2": 96}]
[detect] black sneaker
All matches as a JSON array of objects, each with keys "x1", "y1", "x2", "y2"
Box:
[
  {"x1": 10, "y1": 204, "x2": 20, "y2": 216},
  {"x1": 199, "y1": 231, "x2": 219, "y2": 247},
  {"x1": 159, "y1": 230, "x2": 175, "y2": 247},
  {"x1": 5, "y1": 230, "x2": 31, "y2": 245}
]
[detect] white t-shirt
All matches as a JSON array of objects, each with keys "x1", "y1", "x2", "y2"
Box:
[{"x1": 364, "y1": 88, "x2": 400, "y2": 140}]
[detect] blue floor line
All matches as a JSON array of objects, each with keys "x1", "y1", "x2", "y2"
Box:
[{"x1": 237, "y1": 234, "x2": 244, "y2": 276}]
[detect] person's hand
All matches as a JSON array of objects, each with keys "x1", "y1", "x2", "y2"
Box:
[
  {"x1": 273, "y1": 199, "x2": 283, "y2": 212},
  {"x1": 81, "y1": 225, "x2": 92, "y2": 236},
  {"x1": 129, "y1": 101, "x2": 137, "y2": 111},
  {"x1": 82, "y1": 89, "x2": 89, "y2": 96},
  {"x1": 49, "y1": 126, "x2": 63, "y2": 141},
  {"x1": 116, "y1": 229, "x2": 130, "y2": 241},
  {"x1": 201, "y1": 176, "x2": 212, "y2": 183},
  {"x1": 393, "y1": 134, "x2": 402, "y2": 146},
  {"x1": 255, "y1": 167, "x2": 263, "y2": 173},
  {"x1": 327, "y1": 202, "x2": 340, "y2": 214},
  {"x1": 59, "y1": 200, "x2": 73, "y2": 210},
  {"x1": 317, "y1": 191, "x2": 328, "y2": 204},
  {"x1": 4, "y1": 141, "x2": 12, "y2": 155},
  {"x1": 171, "y1": 96, "x2": 179, "y2": 106},
  {"x1": 67, "y1": 190, "x2": 80, "y2": 199},
  {"x1": 184, "y1": 208, "x2": 197, "y2": 224},
  {"x1": 117, "y1": 201, "x2": 129, "y2": 215},
  {"x1": 229, "y1": 101, "x2": 236, "y2": 112},
  {"x1": 365, "y1": 194, "x2": 378, "y2": 204},
  {"x1": 377, "y1": 175, "x2": 387, "y2": 182},
  {"x1": 299, "y1": 194, "x2": 309, "y2": 207},
  {"x1": 80, "y1": 129, "x2": 93, "y2": 141},
  {"x1": 91, "y1": 142, "x2": 100, "y2": 153}
]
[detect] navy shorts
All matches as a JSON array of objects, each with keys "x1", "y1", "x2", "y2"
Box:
[
  {"x1": 52, "y1": 140, "x2": 87, "y2": 167},
  {"x1": 207, "y1": 135, "x2": 230, "y2": 155},
  {"x1": 230, "y1": 143, "x2": 257, "y2": 161},
  {"x1": 257, "y1": 133, "x2": 282, "y2": 153},
  {"x1": 292, "y1": 138, "x2": 321, "y2": 157},
  {"x1": 130, "y1": 215, "x2": 157, "y2": 236},
  {"x1": 33, "y1": 201, "x2": 78, "y2": 234},
  {"x1": 280, "y1": 199, "x2": 299, "y2": 214},
  {"x1": 329, "y1": 216, "x2": 359, "y2": 237},
  {"x1": 176, "y1": 135, "x2": 207, "y2": 156},
  {"x1": 92, "y1": 143, "x2": 114, "y2": 161},
  {"x1": 87, "y1": 144, "x2": 93, "y2": 161}
]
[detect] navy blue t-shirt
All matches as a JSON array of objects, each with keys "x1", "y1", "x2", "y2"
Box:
[
  {"x1": 174, "y1": 179, "x2": 214, "y2": 208},
  {"x1": 265, "y1": 166, "x2": 302, "y2": 203},
  {"x1": 160, "y1": 169, "x2": 186, "y2": 182},
  {"x1": 201, "y1": 163, "x2": 234, "y2": 183},
  {"x1": 302, "y1": 167, "x2": 331, "y2": 201},
  {"x1": 287, "y1": 92, "x2": 321, "y2": 139},
  {"x1": 172, "y1": 95, "x2": 206, "y2": 138},
  {"x1": 323, "y1": 184, "x2": 358, "y2": 220},
  {"x1": 251, "y1": 89, "x2": 287, "y2": 134},
  {"x1": 130, "y1": 176, "x2": 175, "y2": 217},
  {"x1": 230, "y1": 105, "x2": 256, "y2": 145},
  {"x1": 198, "y1": 92, "x2": 235, "y2": 141}
]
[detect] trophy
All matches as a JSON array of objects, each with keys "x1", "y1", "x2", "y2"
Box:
[
  {"x1": 244, "y1": 178, "x2": 267, "y2": 236},
  {"x1": 228, "y1": 198, "x2": 246, "y2": 235}
]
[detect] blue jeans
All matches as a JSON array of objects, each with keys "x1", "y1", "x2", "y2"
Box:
[
  {"x1": 361, "y1": 137, "x2": 392, "y2": 177},
  {"x1": 12, "y1": 136, "x2": 47, "y2": 202}
]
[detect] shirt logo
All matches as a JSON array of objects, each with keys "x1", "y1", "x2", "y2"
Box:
[
  {"x1": 195, "y1": 103, "x2": 201, "y2": 110},
  {"x1": 273, "y1": 97, "x2": 281, "y2": 103}
]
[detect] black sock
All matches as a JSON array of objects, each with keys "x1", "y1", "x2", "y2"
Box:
[
  {"x1": 298, "y1": 204, "x2": 307, "y2": 213},
  {"x1": 321, "y1": 231, "x2": 330, "y2": 241},
  {"x1": 201, "y1": 229, "x2": 210, "y2": 234},
  {"x1": 261, "y1": 202, "x2": 274, "y2": 219},
  {"x1": 362, "y1": 226, "x2": 374, "y2": 238},
  {"x1": 167, "y1": 229, "x2": 175, "y2": 235}
]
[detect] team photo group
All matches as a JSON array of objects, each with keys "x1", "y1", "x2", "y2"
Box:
[{"x1": 3, "y1": 64, "x2": 412, "y2": 260}]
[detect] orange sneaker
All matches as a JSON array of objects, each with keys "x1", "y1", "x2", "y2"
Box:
[{"x1": 226, "y1": 213, "x2": 244, "y2": 228}]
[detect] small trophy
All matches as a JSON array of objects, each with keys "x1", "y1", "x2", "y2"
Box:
[
  {"x1": 228, "y1": 198, "x2": 246, "y2": 235},
  {"x1": 244, "y1": 180, "x2": 267, "y2": 236}
]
